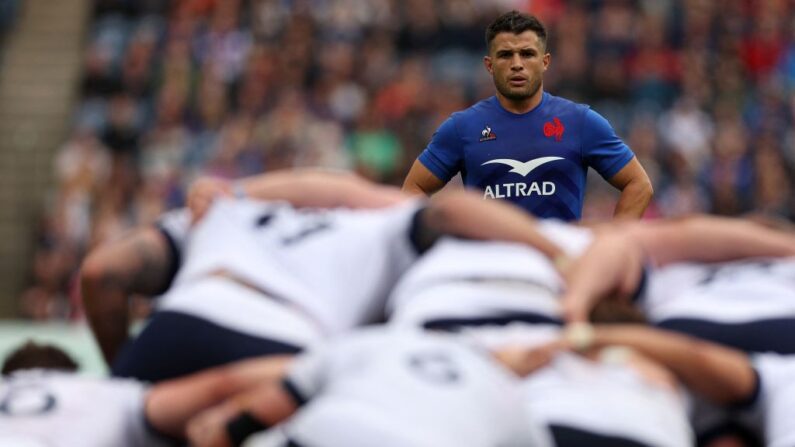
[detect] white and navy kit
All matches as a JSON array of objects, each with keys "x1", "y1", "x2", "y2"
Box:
[
  {"x1": 641, "y1": 258, "x2": 795, "y2": 354},
  {"x1": 464, "y1": 324, "x2": 692, "y2": 447},
  {"x1": 249, "y1": 327, "x2": 549, "y2": 447},
  {"x1": 0, "y1": 371, "x2": 167, "y2": 447},
  {"x1": 749, "y1": 353, "x2": 795, "y2": 447},
  {"x1": 389, "y1": 220, "x2": 592, "y2": 330},
  {"x1": 523, "y1": 352, "x2": 692, "y2": 447},
  {"x1": 113, "y1": 198, "x2": 425, "y2": 382},
  {"x1": 153, "y1": 207, "x2": 192, "y2": 288}
]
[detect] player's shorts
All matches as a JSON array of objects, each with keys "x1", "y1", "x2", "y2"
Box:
[{"x1": 112, "y1": 310, "x2": 302, "y2": 382}]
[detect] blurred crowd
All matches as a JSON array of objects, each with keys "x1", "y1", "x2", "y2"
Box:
[{"x1": 21, "y1": 0, "x2": 795, "y2": 319}]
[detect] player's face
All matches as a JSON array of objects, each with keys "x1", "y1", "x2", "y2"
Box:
[{"x1": 484, "y1": 31, "x2": 550, "y2": 102}]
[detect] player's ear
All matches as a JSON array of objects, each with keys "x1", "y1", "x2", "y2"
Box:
[
  {"x1": 543, "y1": 53, "x2": 550, "y2": 71},
  {"x1": 483, "y1": 56, "x2": 493, "y2": 75}
]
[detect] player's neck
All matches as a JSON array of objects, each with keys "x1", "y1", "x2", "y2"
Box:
[{"x1": 495, "y1": 87, "x2": 544, "y2": 115}]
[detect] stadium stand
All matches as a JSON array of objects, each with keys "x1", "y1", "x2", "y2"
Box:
[{"x1": 12, "y1": 0, "x2": 795, "y2": 321}]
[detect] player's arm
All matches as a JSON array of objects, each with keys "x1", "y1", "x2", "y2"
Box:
[
  {"x1": 80, "y1": 227, "x2": 175, "y2": 365},
  {"x1": 145, "y1": 355, "x2": 294, "y2": 440},
  {"x1": 417, "y1": 189, "x2": 568, "y2": 262},
  {"x1": 607, "y1": 157, "x2": 654, "y2": 220},
  {"x1": 402, "y1": 116, "x2": 461, "y2": 196},
  {"x1": 492, "y1": 341, "x2": 564, "y2": 377},
  {"x1": 402, "y1": 159, "x2": 447, "y2": 196},
  {"x1": 567, "y1": 324, "x2": 757, "y2": 406},
  {"x1": 559, "y1": 230, "x2": 643, "y2": 322},
  {"x1": 185, "y1": 342, "x2": 332, "y2": 447},
  {"x1": 626, "y1": 215, "x2": 795, "y2": 266},
  {"x1": 582, "y1": 109, "x2": 653, "y2": 219},
  {"x1": 186, "y1": 380, "x2": 300, "y2": 447},
  {"x1": 561, "y1": 216, "x2": 795, "y2": 322},
  {"x1": 188, "y1": 169, "x2": 408, "y2": 222}
]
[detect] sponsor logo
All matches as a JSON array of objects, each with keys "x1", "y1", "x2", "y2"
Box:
[
  {"x1": 483, "y1": 182, "x2": 556, "y2": 199},
  {"x1": 481, "y1": 156, "x2": 563, "y2": 199},
  {"x1": 543, "y1": 117, "x2": 565, "y2": 141},
  {"x1": 479, "y1": 125, "x2": 497, "y2": 142},
  {"x1": 481, "y1": 156, "x2": 564, "y2": 177}
]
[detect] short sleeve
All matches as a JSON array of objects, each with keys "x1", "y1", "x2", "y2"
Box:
[
  {"x1": 155, "y1": 208, "x2": 191, "y2": 255},
  {"x1": 581, "y1": 109, "x2": 635, "y2": 179},
  {"x1": 282, "y1": 344, "x2": 333, "y2": 405},
  {"x1": 417, "y1": 116, "x2": 464, "y2": 183},
  {"x1": 154, "y1": 208, "x2": 192, "y2": 292},
  {"x1": 282, "y1": 329, "x2": 387, "y2": 404}
]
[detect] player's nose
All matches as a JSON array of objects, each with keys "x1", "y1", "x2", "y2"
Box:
[{"x1": 511, "y1": 54, "x2": 523, "y2": 69}]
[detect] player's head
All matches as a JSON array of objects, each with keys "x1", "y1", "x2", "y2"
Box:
[
  {"x1": 2, "y1": 341, "x2": 79, "y2": 375},
  {"x1": 484, "y1": 11, "x2": 550, "y2": 102}
]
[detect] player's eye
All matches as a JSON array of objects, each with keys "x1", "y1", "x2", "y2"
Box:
[{"x1": 520, "y1": 50, "x2": 535, "y2": 58}]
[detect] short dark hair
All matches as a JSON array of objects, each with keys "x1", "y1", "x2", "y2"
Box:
[
  {"x1": 485, "y1": 11, "x2": 548, "y2": 51},
  {"x1": 2, "y1": 341, "x2": 79, "y2": 375}
]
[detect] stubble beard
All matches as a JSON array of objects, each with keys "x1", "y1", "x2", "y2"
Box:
[{"x1": 496, "y1": 75, "x2": 542, "y2": 102}]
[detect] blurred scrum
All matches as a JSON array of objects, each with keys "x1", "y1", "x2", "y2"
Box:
[{"x1": 20, "y1": 0, "x2": 795, "y2": 320}]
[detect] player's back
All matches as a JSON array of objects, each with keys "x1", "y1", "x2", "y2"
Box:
[
  {"x1": 0, "y1": 371, "x2": 164, "y2": 447},
  {"x1": 524, "y1": 352, "x2": 693, "y2": 447},
  {"x1": 274, "y1": 328, "x2": 548, "y2": 447},
  {"x1": 167, "y1": 198, "x2": 422, "y2": 334},
  {"x1": 388, "y1": 219, "x2": 592, "y2": 328},
  {"x1": 454, "y1": 323, "x2": 691, "y2": 447},
  {"x1": 644, "y1": 258, "x2": 795, "y2": 322},
  {"x1": 641, "y1": 258, "x2": 795, "y2": 353}
]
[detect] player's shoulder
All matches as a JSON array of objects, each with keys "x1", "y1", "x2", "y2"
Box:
[
  {"x1": 449, "y1": 96, "x2": 501, "y2": 122},
  {"x1": 541, "y1": 92, "x2": 591, "y2": 116}
]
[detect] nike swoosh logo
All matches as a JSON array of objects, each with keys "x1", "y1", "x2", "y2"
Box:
[{"x1": 481, "y1": 156, "x2": 565, "y2": 177}]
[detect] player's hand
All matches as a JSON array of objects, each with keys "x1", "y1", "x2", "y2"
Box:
[
  {"x1": 559, "y1": 292, "x2": 591, "y2": 324},
  {"x1": 186, "y1": 406, "x2": 234, "y2": 447},
  {"x1": 187, "y1": 177, "x2": 233, "y2": 224},
  {"x1": 493, "y1": 340, "x2": 565, "y2": 377}
]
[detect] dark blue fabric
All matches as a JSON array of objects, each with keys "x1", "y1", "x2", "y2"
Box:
[
  {"x1": 227, "y1": 412, "x2": 269, "y2": 447},
  {"x1": 550, "y1": 425, "x2": 651, "y2": 447},
  {"x1": 281, "y1": 378, "x2": 308, "y2": 407},
  {"x1": 656, "y1": 317, "x2": 795, "y2": 354},
  {"x1": 153, "y1": 225, "x2": 181, "y2": 294},
  {"x1": 417, "y1": 93, "x2": 634, "y2": 221},
  {"x1": 423, "y1": 312, "x2": 562, "y2": 331},
  {"x1": 111, "y1": 311, "x2": 302, "y2": 383}
]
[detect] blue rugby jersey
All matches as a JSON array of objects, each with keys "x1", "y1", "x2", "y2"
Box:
[{"x1": 418, "y1": 92, "x2": 634, "y2": 221}]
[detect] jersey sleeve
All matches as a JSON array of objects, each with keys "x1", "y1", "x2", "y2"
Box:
[
  {"x1": 282, "y1": 330, "x2": 385, "y2": 405},
  {"x1": 581, "y1": 109, "x2": 635, "y2": 179},
  {"x1": 282, "y1": 345, "x2": 332, "y2": 405},
  {"x1": 154, "y1": 208, "x2": 192, "y2": 289},
  {"x1": 417, "y1": 116, "x2": 464, "y2": 183}
]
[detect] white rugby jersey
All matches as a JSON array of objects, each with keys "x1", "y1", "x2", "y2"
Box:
[
  {"x1": 159, "y1": 199, "x2": 423, "y2": 337},
  {"x1": 270, "y1": 327, "x2": 550, "y2": 447},
  {"x1": 388, "y1": 220, "x2": 593, "y2": 326},
  {"x1": 0, "y1": 371, "x2": 165, "y2": 447},
  {"x1": 458, "y1": 323, "x2": 692, "y2": 447},
  {"x1": 641, "y1": 258, "x2": 795, "y2": 323},
  {"x1": 750, "y1": 353, "x2": 795, "y2": 447},
  {"x1": 155, "y1": 207, "x2": 191, "y2": 255},
  {"x1": 524, "y1": 352, "x2": 693, "y2": 447}
]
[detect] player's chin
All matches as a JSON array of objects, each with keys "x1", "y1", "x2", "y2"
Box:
[{"x1": 502, "y1": 88, "x2": 534, "y2": 101}]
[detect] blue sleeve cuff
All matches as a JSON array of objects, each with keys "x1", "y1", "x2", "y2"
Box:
[
  {"x1": 600, "y1": 151, "x2": 635, "y2": 179},
  {"x1": 418, "y1": 150, "x2": 454, "y2": 183}
]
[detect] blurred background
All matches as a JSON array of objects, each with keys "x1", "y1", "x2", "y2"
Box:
[{"x1": 0, "y1": 0, "x2": 794, "y2": 364}]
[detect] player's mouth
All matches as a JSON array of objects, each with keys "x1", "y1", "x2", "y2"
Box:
[{"x1": 508, "y1": 76, "x2": 527, "y2": 87}]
